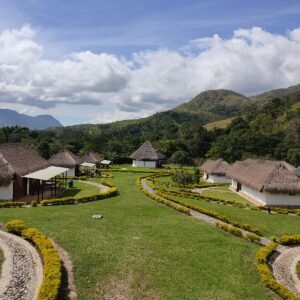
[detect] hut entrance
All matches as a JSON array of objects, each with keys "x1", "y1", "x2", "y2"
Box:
[{"x1": 237, "y1": 182, "x2": 242, "y2": 192}]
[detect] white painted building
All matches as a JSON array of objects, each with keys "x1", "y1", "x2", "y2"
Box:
[
  {"x1": 200, "y1": 159, "x2": 231, "y2": 184},
  {"x1": 130, "y1": 141, "x2": 165, "y2": 169},
  {"x1": 0, "y1": 182, "x2": 13, "y2": 201},
  {"x1": 227, "y1": 159, "x2": 300, "y2": 207}
]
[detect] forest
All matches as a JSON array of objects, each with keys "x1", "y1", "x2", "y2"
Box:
[{"x1": 0, "y1": 92, "x2": 299, "y2": 166}]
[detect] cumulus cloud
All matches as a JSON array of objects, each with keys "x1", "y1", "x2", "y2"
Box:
[{"x1": 1, "y1": 25, "x2": 300, "y2": 120}]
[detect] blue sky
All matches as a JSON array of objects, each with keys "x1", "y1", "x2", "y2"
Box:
[{"x1": 0, "y1": 0, "x2": 300, "y2": 125}]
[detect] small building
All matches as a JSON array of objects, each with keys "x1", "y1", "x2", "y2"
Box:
[
  {"x1": 226, "y1": 159, "x2": 300, "y2": 207},
  {"x1": 80, "y1": 162, "x2": 96, "y2": 176},
  {"x1": 99, "y1": 160, "x2": 112, "y2": 169},
  {"x1": 81, "y1": 152, "x2": 103, "y2": 168},
  {"x1": 0, "y1": 144, "x2": 69, "y2": 201},
  {"x1": 200, "y1": 159, "x2": 231, "y2": 183},
  {"x1": 130, "y1": 141, "x2": 165, "y2": 168},
  {"x1": 49, "y1": 149, "x2": 81, "y2": 176}
]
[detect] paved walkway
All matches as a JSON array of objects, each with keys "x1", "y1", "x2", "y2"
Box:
[
  {"x1": 141, "y1": 178, "x2": 300, "y2": 295},
  {"x1": 77, "y1": 180, "x2": 110, "y2": 193},
  {"x1": 0, "y1": 230, "x2": 43, "y2": 300}
]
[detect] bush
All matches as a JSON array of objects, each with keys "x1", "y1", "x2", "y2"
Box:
[
  {"x1": 31, "y1": 201, "x2": 37, "y2": 207},
  {"x1": 216, "y1": 222, "x2": 243, "y2": 238},
  {"x1": 255, "y1": 243, "x2": 299, "y2": 300},
  {"x1": 278, "y1": 235, "x2": 300, "y2": 245},
  {"x1": 0, "y1": 201, "x2": 25, "y2": 208},
  {"x1": 5, "y1": 219, "x2": 28, "y2": 234},
  {"x1": 244, "y1": 233, "x2": 261, "y2": 243},
  {"x1": 21, "y1": 227, "x2": 62, "y2": 300}
]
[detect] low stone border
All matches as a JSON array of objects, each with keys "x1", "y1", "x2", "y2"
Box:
[{"x1": 0, "y1": 230, "x2": 43, "y2": 300}]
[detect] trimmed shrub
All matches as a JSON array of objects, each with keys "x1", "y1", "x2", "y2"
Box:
[
  {"x1": 0, "y1": 202, "x2": 25, "y2": 208},
  {"x1": 278, "y1": 235, "x2": 300, "y2": 245},
  {"x1": 255, "y1": 243, "x2": 300, "y2": 300},
  {"x1": 21, "y1": 227, "x2": 62, "y2": 300},
  {"x1": 244, "y1": 233, "x2": 261, "y2": 243},
  {"x1": 5, "y1": 219, "x2": 28, "y2": 235},
  {"x1": 216, "y1": 222, "x2": 243, "y2": 238},
  {"x1": 31, "y1": 201, "x2": 37, "y2": 207}
]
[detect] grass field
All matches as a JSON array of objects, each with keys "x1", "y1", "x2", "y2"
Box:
[
  {"x1": 0, "y1": 172, "x2": 277, "y2": 299},
  {"x1": 60, "y1": 181, "x2": 100, "y2": 198},
  {"x1": 202, "y1": 186, "x2": 253, "y2": 206}
]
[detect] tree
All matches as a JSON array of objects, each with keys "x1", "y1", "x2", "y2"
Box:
[
  {"x1": 170, "y1": 150, "x2": 193, "y2": 166},
  {"x1": 172, "y1": 169, "x2": 197, "y2": 187}
]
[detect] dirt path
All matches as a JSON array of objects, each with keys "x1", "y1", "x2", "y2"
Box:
[
  {"x1": 77, "y1": 180, "x2": 110, "y2": 193},
  {"x1": 0, "y1": 230, "x2": 43, "y2": 300},
  {"x1": 141, "y1": 178, "x2": 300, "y2": 296}
]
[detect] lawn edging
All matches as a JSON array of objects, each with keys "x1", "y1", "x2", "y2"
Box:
[{"x1": 5, "y1": 219, "x2": 62, "y2": 300}]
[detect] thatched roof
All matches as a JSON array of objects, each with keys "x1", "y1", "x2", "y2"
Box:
[
  {"x1": 200, "y1": 159, "x2": 231, "y2": 176},
  {"x1": 49, "y1": 150, "x2": 81, "y2": 168},
  {"x1": 81, "y1": 151, "x2": 103, "y2": 164},
  {"x1": 0, "y1": 144, "x2": 49, "y2": 186},
  {"x1": 294, "y1": 166, "x2": 300, "y2": 178},
  {"x1": 227, "y1": 159, "x2": 300, "y2": 194},
  {"x1": 130, "y1": 141, "x2": 165, "y2": 161}
]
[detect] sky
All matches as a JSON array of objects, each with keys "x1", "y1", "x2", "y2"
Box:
[{"x1": 0, "y1": 0, "x2": 300, "y2": 125}]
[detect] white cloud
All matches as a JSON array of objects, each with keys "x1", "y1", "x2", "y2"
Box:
[{"x1": 1, "y1": 25, "x2": 300, "y2": 123}]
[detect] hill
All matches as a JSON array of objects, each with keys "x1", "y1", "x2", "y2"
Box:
[
  {"x1": 172, "y1": 89, "x2": 253, "y2": 120},
  {"x1": 0, "y1": 109, "x2": 62, "y2": 130}
]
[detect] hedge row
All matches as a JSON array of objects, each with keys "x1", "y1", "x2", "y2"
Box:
[
  {"x1": 157, "y1": 188, "x2": 254, "y2": 210},
  {"x1": 278, "y1": 235, "x2": 300, "y2": 245},
  {"x1": 155, "y1": 189, "x2": 262, "y2": 236},
  {"x1": 40, "y1": 184, "x2": 118, "y2": 206},
  {"x1": 137, "y1": 177, "x2": 190, "y2": 215},
  {"x1": 0, "y1": 201, "x2": 25, "y2": 208},
  {"x1": 256, "y1": 243, "x2": 300, "y2": 300},
  {"x1": 5, "y1": 220, "x2": 62, "y2": 300}
]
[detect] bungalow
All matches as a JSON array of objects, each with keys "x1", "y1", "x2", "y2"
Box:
[
  {"x1": 81, "y1": 151, "x2": 103, "y2": 168},
  {"x1": 295, "y1": 166, "x2": 300, "y2": 178},
  {"x1": 0, "y1": 144, "x2": 69, "y2": 201},
  {"x1": 200, "y1": 159, "x2": 231, "y2": 183},
  {"x1": 49, "y1": 149, "x2": 81, "y2": 176},
  {"x1": 130, "y1": 141, "x2": 165, "y2": 168},
  {"x1": 226, "y1": 159, "x2": 300, "y2": 207}
]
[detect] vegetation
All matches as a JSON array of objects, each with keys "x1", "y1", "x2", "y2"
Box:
[
  {"x1": 0, "y1": 89, "x2": 298, "y2": 165},
  {"x1": 0, "y1": 247, "x2": 3, "y2": 275},
  {"x1": 0, "y1": 172, "x2": 276, "y2": 299},
  {"x1": 6, "y1": 220, "x2": 62, "y2": 300},
  {"x1": 171, "y1": 169, "x2": 200, "y2": 186},
  {"x1": 204, "y1": 117, "x2": 236, "y2": 131}
]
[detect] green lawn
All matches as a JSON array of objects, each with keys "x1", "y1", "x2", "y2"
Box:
[
  {"x1": 168, "y1": 193, "x2": 300, "y2": 237},
  {"x1": 60, "y1": 181, "x2": 100, "y2": 199},
  {"x1": 202, "y1": 186, "x2": 254, "y2": 206},
  {"x1": 0, "y1": 173, "x2": 277, "y2": 299}
]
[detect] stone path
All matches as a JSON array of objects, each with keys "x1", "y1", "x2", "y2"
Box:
[
  {"x1": 77, "y1": 180, "x2": 110, "y2": 193},
  {"x1": 141, "y1": 177, "x2": 300, "y2": 295},
  {"x1": 272, "y1": 246, "x2": 300, "y2": 295},
  {"x1": 0, "y1": 230, "x2": 43, "y2": 300}
]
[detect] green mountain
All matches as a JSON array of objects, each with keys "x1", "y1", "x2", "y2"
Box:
[{"x1": 172, "y1": 89, "x2": 253, "y2": 121}]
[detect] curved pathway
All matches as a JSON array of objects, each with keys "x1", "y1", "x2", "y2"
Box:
[
  {"x1": 77, "y1": 180, "x2": 110, "y2": 193},
  {"x1": 0, "y1": 230, "x2": 43, "y2": 300},
  {"x1": 273, "y1": 246, "x2": 300, "y2": 295},
  {"x1": 141, "y1": 178, "x2": 300, "y2": 296}
]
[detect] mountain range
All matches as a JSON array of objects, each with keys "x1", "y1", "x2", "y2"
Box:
[{"x1": 0, "y1": 109, "x2": 62, "y2": 130}]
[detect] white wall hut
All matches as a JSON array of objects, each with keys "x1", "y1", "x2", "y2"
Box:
[
  {"x1": 226, "y1": 159, "x2": 300, "y2": 207},
  {"x1": 130, "y1": 141, "x2": 165, "y2": 168},
  {"x1": 0, "y1": 144, "x2": 49, "y2": 201},
  {"x1": 49, "y1": 149, "x2": 81, "y2": 176},
  {"x1": 81, "y1": 152, "x2": 103, "y2": 168},
  {"x1": 200, "y1": 159, "x2": 231, "y2": 183}
]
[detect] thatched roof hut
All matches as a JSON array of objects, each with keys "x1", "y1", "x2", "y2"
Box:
[
  {"x1": 200, "y1": 159, "x2": 231, "y2": 176},
  {"x1": 81, "y1": 151, "x2": 103, "y2": 164},
  {"x1": 49, "y1": 150, "x2": 81, "y2": 168},
  {"x1": 294, "y1": 166, "x2": 300, "y2": 178},
  {"x1": 226, "y1": 159, "x2": 300, "y2": 194},
  {"x1": 130, "y1": 141, "x2": 165, "y2": 161},
  {"x1": 0, "y1": 144, "x2": 49, "y2": 186}
]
